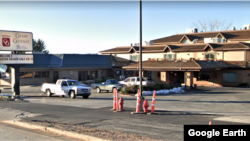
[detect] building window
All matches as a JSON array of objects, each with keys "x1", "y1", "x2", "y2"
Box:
[
  {"x1": 164, "y1": 54, "x2": 174, "y2": 60},
  {"x1": 205, "y1": 53, "x2": 215, "y2": 60},
  {"x1": 115, "y1": 70, "x2": 121, "y2": 76},
  {"x1": 90, "y1": 71, "x2": 98, "y2": 80},
  {"x1": 223, "y1": 73, "x2": 237, "y2": 83},
  {"x1": 131, "y1": 55, "x2": 138, "y2": 61},
  {"x1": 124, "y1": 71, "x2": 133, "y2": 77},
  {"x1": 34, "y1": 71, "x2": 50, "y2": 78},
  {"x1": 20, "y1": 72, "x2": 33, "y2": 79},
  {"x1": 197, "y1": 72, "x2": 210, "y2": 81}
]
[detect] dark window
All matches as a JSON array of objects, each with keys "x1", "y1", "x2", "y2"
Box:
[
  {"x1": 147, "y1": 71, "x2": 152, "y2": 79},
  {"x1": 78, "y1": 71, "x2": 87, "y2": 81},
  {"x1": 115, "y1": 70, "x2": 121, "y2": 76},
  {"x1": 42, "y1": 71, "x2": 49, "y2": 78},
  {"x1": 205, "y1": 54, "x2": 215, "y2": 60},
  {"x1": 197, "y1": 72, "x2": 210, "y2": 81},
  {"x1": 34, "y1": 71, "x2": 41, "y2": 78},
  {"x1": 20, "y1": 72, "x2": 33, "y2": 79},
  {"x1": 124, "y1": 71, "x2": 133, "y2": 77},
  {"x1": 131, "y1": 78, "x2": 135, "y2": 82},
  {"x1": 34, "y1": 71, "x2": 49, "y2": 78},
  {"x1": 223, "y1": 73, "x2": 237, "y2": 83},
  {"x1": 90, "y1": 71, "x2": 98, "y2": 80}
]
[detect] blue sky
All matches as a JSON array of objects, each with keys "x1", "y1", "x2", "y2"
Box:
[{"x1": 0, "y1": 1, "x2": 250, "y2": 54}]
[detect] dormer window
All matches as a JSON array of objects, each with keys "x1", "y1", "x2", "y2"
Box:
[
  {"x1": 205, "y1": 53, "x2": 214, "y2": 60},
  {"x1": 164, "y1": 54, "x2": 174, "y2": 60},
  {"x1": 131, "y1": 55, "x2": 138, "y2": 61}
]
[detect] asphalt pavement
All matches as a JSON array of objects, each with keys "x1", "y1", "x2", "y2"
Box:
[{"x1": 0, "y1": 85, "x2": 250, "y2": 140}]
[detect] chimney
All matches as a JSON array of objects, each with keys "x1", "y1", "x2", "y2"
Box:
[{"x1": 232, "y1": 26, "x2": 236, "y2": 30}]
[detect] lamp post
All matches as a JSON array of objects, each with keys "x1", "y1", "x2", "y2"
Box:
[{"x1": 139, "y1": 0, "x2": 144, "y2": 108}]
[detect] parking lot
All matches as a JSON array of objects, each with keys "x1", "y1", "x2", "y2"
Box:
[
  {"x1": 1, "y1": 85, "x2": 250, "y2": 123},
  {"x1": 1, "y1": 85, "x2": 250, "y2": 140}
]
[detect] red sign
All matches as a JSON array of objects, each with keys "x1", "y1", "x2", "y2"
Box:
[{"x1": 2, "y1": 38, "x2": 10, "y2": 47}]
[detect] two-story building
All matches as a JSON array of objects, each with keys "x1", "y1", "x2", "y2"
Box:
[{"x1": 99, "y1": 27, "x2": 250, "y2": 87}]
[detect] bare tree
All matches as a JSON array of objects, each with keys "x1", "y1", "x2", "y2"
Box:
[{"x1": 191, "y1": 19, "x2": 233, "y2": 32}]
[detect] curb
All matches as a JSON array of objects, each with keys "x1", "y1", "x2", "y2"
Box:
[{"x1": 1, "y1": 120, "x2": 110, "y2": 141}]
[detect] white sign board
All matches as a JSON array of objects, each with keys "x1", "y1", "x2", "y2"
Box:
[
  {"x1": 0, "y1": 31, "x2": 33, "y2": 51},
  {"x1": 0, "y1": 54, "x2": 33, "y2": 64}
]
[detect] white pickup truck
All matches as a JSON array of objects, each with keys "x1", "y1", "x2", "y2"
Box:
[
  {"x1": 119, "y1": 77, "x2": 151, "y2": 86},
  {"x1": 41, "y1": 79, "x2": 91, "y2": 99}
]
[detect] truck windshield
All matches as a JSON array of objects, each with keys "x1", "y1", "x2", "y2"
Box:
[{"x1": 67, "y1": 81, "x2": 80, "y2": 86}]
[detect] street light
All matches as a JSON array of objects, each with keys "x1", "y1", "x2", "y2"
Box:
[{"x1": 139, "y1": 0, "x2": 144, "y2": 107}]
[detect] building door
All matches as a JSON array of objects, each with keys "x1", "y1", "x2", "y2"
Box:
[
  {"x1": 53, "y1": 71, "x2": 59, "y2": 83},
  {"x1": 78, "y1": 71, "x2": 87, "y2": 81}
]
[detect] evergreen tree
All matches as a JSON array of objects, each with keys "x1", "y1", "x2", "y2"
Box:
[{"x1": 33, "y1": 39, "x2": 49, "y2": 54}]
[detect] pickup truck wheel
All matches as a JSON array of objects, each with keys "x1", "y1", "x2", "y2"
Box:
[
  {"x1": 46, "y1": 89, "x2": 52, "y2": 97},
  {"x1": 82, "y1": 96, "x2": 89, "y2": 99},
  {"x1": 70, "y1": 91, "x2": 76, "y2": 99},
  {"x1": 97, "y1": 87, "x2": 101, "y2": 93}
]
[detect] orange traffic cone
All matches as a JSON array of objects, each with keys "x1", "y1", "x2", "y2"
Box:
[
  {"x1": 116, "y1": 89, "x2": 119, "y2": 112},
  {"x1": 136, "y1": 89, "x2": 140, "y2": 113},
  {"x1": 111, "y1": 88, "x2": 117, "y2": 110},
  {"x1": 148, "y1": 90, "x2": 158, "y2": 115},
  {"x1": 209, "y1": 121, "x2": 212, "y2": 125}
]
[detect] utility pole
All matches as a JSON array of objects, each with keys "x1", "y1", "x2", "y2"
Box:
[{"x1": 139, "y1": 0, "x2": 144, "y2": 109}]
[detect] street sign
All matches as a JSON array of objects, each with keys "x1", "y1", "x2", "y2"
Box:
[
  {"x1": 0, "y1": 54, "x2": 33, "y2": 64},
  {"x1": 0, "y1": 31, "x2": 33, "y2": 51}
]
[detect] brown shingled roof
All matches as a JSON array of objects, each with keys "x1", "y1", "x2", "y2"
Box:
[
  {"x1": 99, "y1": 47, "x2": 131, "y2": 53},
  {"x1": 122, "y1": 60, "x2": 201, "y2": 70},
  {"x1": 151, "y1": 30, "x2": 250, "y2": 44},
  {"x1": 211, "y1": 43, "x2": 250, "y2": 50},
  {"x1": 224, "y1": 61, "x2": 247, "y2": 68}
]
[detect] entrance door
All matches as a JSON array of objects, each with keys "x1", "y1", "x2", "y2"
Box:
[
  {"x1": 53, "y1": 71, "x2": 59, "y2": 83},
  {"x1": 78, "y1": 71, "x2": 87, "y2": 81}
]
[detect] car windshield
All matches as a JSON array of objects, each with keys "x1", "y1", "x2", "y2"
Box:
[
  {"x1": 110, "y1": 79, "x2": 119, "y2": 84},
  {"x1": 67, "y1": 81, "x2": 80, "y2": 86}
]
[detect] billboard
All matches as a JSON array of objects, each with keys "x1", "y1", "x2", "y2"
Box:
[
  {"x1": 0, "y1": 54, "x2": 33, "y2": 64},
  {"x1": 0, "y1": 31, "x2": 33, "y2": 51}
]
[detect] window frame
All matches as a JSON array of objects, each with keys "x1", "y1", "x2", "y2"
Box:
[
  {"x1": 205, "y1": 53, "x2": 215, "y2": 60},
  {"x1": 131, "y1": 54, "x2": 138, "y2": 61},
  {"x1": 223, "y1": 73, "x2": 237, "y2": 83},
  {"x1": 164, "y1": 54, "x2": 174, "y2": 60}
]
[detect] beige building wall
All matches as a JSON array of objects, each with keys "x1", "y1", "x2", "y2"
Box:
[
  {"x1": 246, "y1": 51, "x2": 250, "y2": 61},
  {"x1": 116, "y1": 54, "x2": 130, "y2": 60},
  {"x1": 216, "y1": 51, "x2": 223, "y2": 60},
  {"x1": 176, "y1": 53, "x2": 194, "y2": 60},
  {"x1": 224, "y1": 51, "x2": 245, "y2": 61},
  {"x1": 196, "y1": 52, "x2": 204, "y2": 60}
]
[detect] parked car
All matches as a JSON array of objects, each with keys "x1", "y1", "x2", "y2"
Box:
[
  {"x1": 41, "y1": 79, "x2": 91, "y2": 99},
  {"x1": 91, "y1": 79, "x2": 123, "y2": 93},
  {"x1": 119, "y1": 77, "x2": 152, "y2": 86}
]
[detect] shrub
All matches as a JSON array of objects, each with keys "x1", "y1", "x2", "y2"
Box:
[
  {"x1": 120, "y1": 85, "x2": 138, "y2": 94},
  {"x1": 238, "y1": 83, "x2": 249, "y2": 87},
  {"x1": 105, "y1": 77, "x2": 113, "y2": 80}
]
